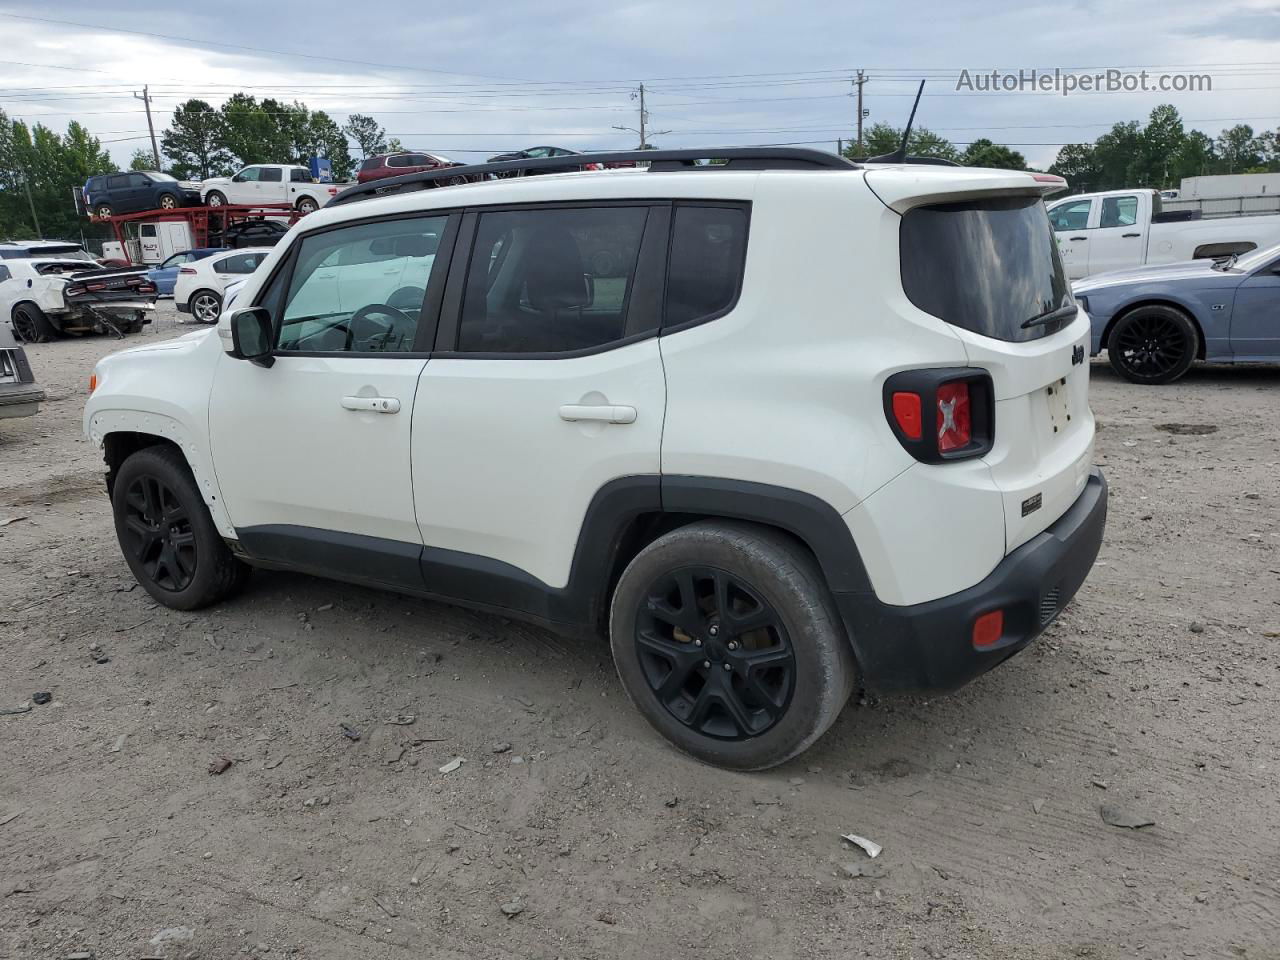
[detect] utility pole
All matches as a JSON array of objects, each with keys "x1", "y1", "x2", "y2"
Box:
[
  {"x1": 854, "y1": 70, "x2": 868, "y2": 153},
  {"x1": 22, "y1": 175, "x2": 41, "y2": 237},
  {"x1": 134, "y1": 85, "x2": 161, "y2": 169},
  {"x1": 614, "y1": 83, "x2": 670, "y2": 150}
]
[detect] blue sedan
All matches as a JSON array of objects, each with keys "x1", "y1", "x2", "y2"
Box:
[
  {"x1": 1075, "y1": 243, "x2": 1280, "y2": 384},
  {"x1": 146, "y1": 248, "x2": 227, "y2": 296}
]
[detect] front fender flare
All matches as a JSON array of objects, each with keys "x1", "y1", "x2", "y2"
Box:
[{"x1": 87, "y1": 409, "x2": 235, "y2": 538}]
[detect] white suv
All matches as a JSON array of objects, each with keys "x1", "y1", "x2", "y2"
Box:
[
  {"x1": 174, "y1": 248, "x2": 273, "y2": 324},
  {"x1": 85, "y1": 149, "x2": 1107, "y2": 770}
]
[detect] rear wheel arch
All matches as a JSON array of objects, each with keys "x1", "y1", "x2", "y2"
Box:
[{"x1": 1102, "y1": 299, "x2": 1205, "y2": 361}]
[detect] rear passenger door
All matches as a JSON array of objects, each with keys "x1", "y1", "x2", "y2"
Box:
[{"x1": 412, "y1": 202, "x2": 669, "y2": 592}]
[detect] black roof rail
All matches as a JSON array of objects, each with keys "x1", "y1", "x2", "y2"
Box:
[
  {"x1": 850, "y1": 155, "x2": 961, "y2": 167},
  {"x1": 328, "y1": 147, "x2": 858, "y2": 207}
]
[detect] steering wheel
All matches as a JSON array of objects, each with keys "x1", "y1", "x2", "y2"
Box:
[{"x1": 346, "y1": 303, "x2": 416, "y2": 351}]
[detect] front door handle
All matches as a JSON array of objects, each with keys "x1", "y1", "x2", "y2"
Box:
[
  {"x1": 1122, "y1": 232, "x2": 1141, "y2": 238},
  {"x1": 559, "y1": 403, "x2": 637, "y2": 424},
  {"x1": 342, "y1": 396, "x2": 401, "y2": 414},
  {"x1": 1070, "y1": 236, "x2": 1088, "y2": 241}
]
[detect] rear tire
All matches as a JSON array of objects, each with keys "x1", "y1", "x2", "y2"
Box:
[
  {"x1": 11, "y1": 303, "x2": 58, "y2": 343},
  {"x1": 158, "y1": 193, "x2": 179, "y2": 210},
  {"x1": 95, "y1": 203, "x2": 113, "y2": 219},
  {"x1": 111, "y1": 445, "x2": 249, "y2": 610},
  {"x1": 296, "y1": 196, "x2": 318, "y2": 214},
  {"x1": 609, "y1": 521, "x2": 857, "y2": 771},
  {"x1": 1107, "y1": 305, "x2": 1198, "y2": 385},
  {"x1": 190, "y1": 290, "x2": 222, "y2": 324}
]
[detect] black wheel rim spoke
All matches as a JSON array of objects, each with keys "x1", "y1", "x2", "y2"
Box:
[
  {"x1": 635, "y1": 565, "x2": 795, "y2": 741},
  {"x1": 123, "y1": 474, "x2": 196, "y2": 592},
  {"x1": 1115, "y1": 316, "x2": 1186, "y2": 377}
]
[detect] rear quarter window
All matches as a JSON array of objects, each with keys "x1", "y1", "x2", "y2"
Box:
[{"x1": 663, "y1": 204, "x2": 749, "y2": 329}]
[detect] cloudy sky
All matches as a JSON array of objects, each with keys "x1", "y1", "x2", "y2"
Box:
[{"x1": 1, "y1": 0, "x2": 1277, "y2": 171}]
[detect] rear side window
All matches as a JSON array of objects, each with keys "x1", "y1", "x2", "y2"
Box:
[
  {"x1": 359, "y1": 157, "x2": 383, "y2": 171},
  {"x1": 900, "y1": 196, "x2": 1072, "y2": 343},
  {"x1": 0, "y1": 265, "x2": 10, "y2": 282},
  {"x1": 290, "y1": 168, "x2": 310, "y2": 183},
  {"x1": 1100, "y1": 195, "x2": 1138, "y2": 228},
  {"x1": 217, "y1": 252, "x2": 266, "y2": 274},
  {"x1": 107, "y1": 175, "x2": 130, "y2": 189},
  {"x1": 664, "y1": 204, "x2": 748, "y2": 328},
  {"x1": 457, "y1": 206, "x2": 648, "y2": 354}
]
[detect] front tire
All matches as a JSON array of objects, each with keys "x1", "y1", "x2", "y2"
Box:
[
  {"x1": 609, "y1": 521, "x2": 857, "y2": 771},
  {"x1": 12, "y1": 303, "x2": 58, "y2": 343},
  {"x1": 112, "y1": 445, "x2": 248, "y2": 610},
  {"x1": 205, "y1": 191, "x2": 226, "y2": 207},
  {"x1": 1107, "y1": 305, "x2": 1198, "y2": 385},
  {"x1": 190, "y1": 290, "x2": 222, "y2": 324}
]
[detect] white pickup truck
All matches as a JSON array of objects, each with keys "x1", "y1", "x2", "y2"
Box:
[
  {"x1": 1047, "y1": 188, "x2": 1280, "y2": 280},
  {"x1": 200, "y1": 164, "x2": 348, "y2": 215}
]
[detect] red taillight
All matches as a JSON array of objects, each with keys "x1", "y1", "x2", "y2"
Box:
[
  {"x1": 890, "y1": 391, "x2": 922, "y2": 440},
  {"x1": 936, "y1": 381, "x2": 972, "y2": 453},
  {"x1": 972, "y1": 610, "x2": 1004, "y2": 648},
  {"x1": 179, "y1": 267, "x2": 197, "y2": 275}
]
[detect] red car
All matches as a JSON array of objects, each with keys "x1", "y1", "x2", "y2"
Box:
[{"x1": 356, "y1": 152, "x2": 462, "y2": 184}]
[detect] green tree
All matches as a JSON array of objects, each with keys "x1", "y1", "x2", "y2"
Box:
[
  {"x1": 1136, "y1": 104, "x2": 1185, "y2": 188},
  {"x1": 842, "y1": 122, "x2": 960, "y2": 162},
  {"x1": 162, "y1": 99, "x2": 233, "y2": 179},
  {"x1": 343, "y1": 113, "x2": 387, "y2": 159},
  {"x1": 1091, "y1": 121, "x2": 1143, "y2": 190},
  {"x1": 298, "y1": 110, "x2": 353, "y2": 180},
  {"x1": 129, "y1": 148, "x2": 154, "y2": 171},
  {"x1": 1170, "y1": 130, "x2": 1217, "y2": 182},
  {"x1": 962, "y1": 138, "x2": 1027, "y2": 170},
  {"x1": 1216, "y1": 124, "x2": 1262, "y2": 173},
  {"x1": 1048, "y1": 144, "x2": 1102, "y2": 193},
  {"x1": 0, "y1": 112, "x2": 113, "y2": 239}
]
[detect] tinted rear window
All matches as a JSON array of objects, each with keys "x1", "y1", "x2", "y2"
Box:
[{"x1": 900, "y1": 196, "x2": 1072, "y2": 342}]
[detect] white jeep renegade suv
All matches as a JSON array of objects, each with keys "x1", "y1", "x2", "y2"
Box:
[{"x1": 85, "y1": 148, "x2": 1107, "y2": 770}]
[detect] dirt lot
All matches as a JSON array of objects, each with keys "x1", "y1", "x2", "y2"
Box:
[{"x1": 1, "y1": 305, "x2": 1277, "y2": 960}]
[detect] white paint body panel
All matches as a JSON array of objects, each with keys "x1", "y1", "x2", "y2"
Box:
[
  {"x1": 412, "y1": 340, "x2": 666, "y2": 589},
  {"x1": 208, "y1": 354, "x2": 426, "y2": 544}
]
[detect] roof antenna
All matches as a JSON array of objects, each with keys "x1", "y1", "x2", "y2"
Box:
[{"x1": 869, "y1": 80, "x2": 925, "y2": 164}]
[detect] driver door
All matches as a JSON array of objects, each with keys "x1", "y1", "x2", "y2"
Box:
[
  {"x1": 1047, "y1": 197, "x2": 1094, "y2": 280},
  {"x1": 208, "y1": 212, "x2": 455, "y2": 589},
  {"x1": 228, "y1": 166, "x2": 261, "y2": 204}
]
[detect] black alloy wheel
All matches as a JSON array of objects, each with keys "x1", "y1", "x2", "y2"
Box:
[
  {"x1": 120, "y1": 474, "x2": 197, "y2": 592},
  {"x1": 1108, "y1": 305, "x2": 1197, "y2": 385},
  {"x1": 634, "y1": 566, "x2": 796, "y2": 740}
]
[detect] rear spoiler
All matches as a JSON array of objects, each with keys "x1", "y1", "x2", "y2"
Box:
[{"x1": 865, "y1": 168, "x2": 1071, "y2": 214}]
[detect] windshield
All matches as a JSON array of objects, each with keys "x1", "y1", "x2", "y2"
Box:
[
  {"x1": 149, "y1": 172, "x2": 177, "y2": 182},
  {"x1": 900, "y1": 195, "x2": 1073, "y2": 342}
]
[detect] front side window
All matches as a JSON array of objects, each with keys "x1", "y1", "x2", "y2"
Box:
[
  {"x1": 1048, "y1": 199, "x2": 1091, "y2": 231},
  {"x1": 1100, "y1": 195, "x2": 1138, "y2": 229},
  {"x1": 457, "y1": 206, "x2": 648, "y2": 354},
  {"x1": 260, "y1": 167, "x2": 283, "y2": 183},
  {"x1": 129, "y1": 174, "x2": 151, "y2": 188},
  {"x1": 664, "y1": 205, "x2": 749, "y2": 328},
  {"x1": 162, "y1": 252, "x2": 193, "y2": 267},
  {"x1": 900, "y1": 195, "x2": 1073, "y2": 343},
  {"x1": 236, "y1": 167, "x2": 261, "y2": 183},
  {"x1": 277, "y1": 215, "x2": 446, "y2": 353}
]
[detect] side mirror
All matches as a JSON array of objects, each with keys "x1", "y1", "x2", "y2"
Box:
[{"x1": 228, "y1": 307, "x2": 274, "y2": 367}]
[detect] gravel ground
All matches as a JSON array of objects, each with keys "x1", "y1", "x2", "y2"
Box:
[{"x1": 1, "y1": 304, "x2": 1277, "y2": 959}]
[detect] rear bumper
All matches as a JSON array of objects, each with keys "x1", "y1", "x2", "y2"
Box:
[
  {"x1": 0, "y1": 382, "x2": 46, "y2": 418},
  {"x1": 835, "y1": 467, "x2": 1107, "y2": 694}
]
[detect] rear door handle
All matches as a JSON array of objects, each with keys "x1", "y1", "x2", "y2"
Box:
[
  {"x1": 1122, "y1": 232, "x2": 1141, "y2": 238},
  {"x1": 559, "y1": 403, "x2": 637, "y2": 424},
  {"x1": 342, "y1": 396, "x2": 401, "y2": 414}
]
